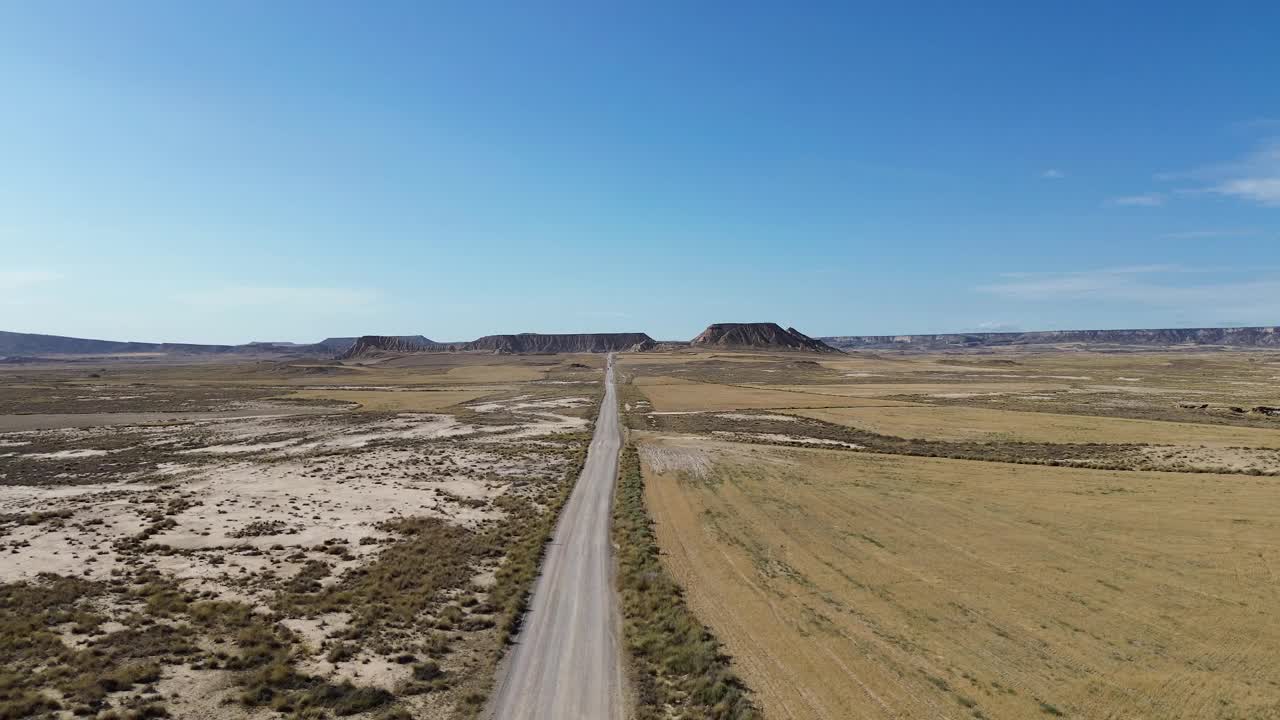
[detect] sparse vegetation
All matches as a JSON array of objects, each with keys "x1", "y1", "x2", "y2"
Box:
[
  {"x1": 614, "y1": 445, "x2": 756, "y2": 719},
  {"x1": 0, "y1": 353, "x2": 603, "y2": 719}
]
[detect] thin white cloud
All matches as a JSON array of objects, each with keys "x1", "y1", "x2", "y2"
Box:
[
  {"x1": 971, "y1": 321, "x2": 1022, "y2": 332},
  {"x1": 1208, "y1": 178, "x2": 1280, "y2": 206},
  {"x1": 1108, "y1": 193, "x2": 1165, "y2": 207},
  {"x1": 1040, "y1": 169, "x2": 1065, "y2": 179},
  {"x1": 0, "y1": 270, "x2": 63, "y2": 307},
  {"x1": 1158, "y1": 138, "x2": 1280, "y2": 207},
  {"x1": 977, "y1": 266, "x2": 1280, "y2": 319},
  {"x1": 993, "y1": 264, "x2": 1184, "y2": 281},
  {"x1": 0, "y1": 269, "x2": 62, "y2": 291},
  {"x1": 175, "y1": 286, "x2": 380, "y2": 309},
  {"x1": 1160, "y1": 228, "x2": 1259, "y2": 240},
  {"x1": 1229, "y1": 117, "x2": 1280, "y2": 133}
]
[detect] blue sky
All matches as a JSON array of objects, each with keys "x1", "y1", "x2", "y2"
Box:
[{"x1": 2, "y1": 1, "x2": 1278, "y2": 344}]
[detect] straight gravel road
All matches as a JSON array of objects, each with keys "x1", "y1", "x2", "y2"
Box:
[{"x1": 485, "y1": 354, "x2": 626, "y2": 719}]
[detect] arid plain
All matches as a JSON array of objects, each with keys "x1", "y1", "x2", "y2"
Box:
[
  {"x1": 621, "y1": 349, "x2": 1280, "y2": 720},
  {"x1": 0, "y1": 352, "x2": 604, "y2": 719},
  {"x1": 5, "y1": 344, "x2": 1280, "y2": 720}
]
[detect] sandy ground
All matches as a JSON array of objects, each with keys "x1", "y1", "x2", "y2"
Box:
[
  {"x1": 0, "y1": 368, "x2": 604, "y2": 719},
  {"x1": 0, "y1": 405, "x2": 337, "y2": 432},
  {"x1": 0, "y1": 412, "x2": 548, "y2": 592}
]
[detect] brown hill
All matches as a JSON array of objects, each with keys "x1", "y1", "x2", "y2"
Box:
[
  {"x1": 338, "y1": 335, "x2": 438, "y2": 359},
  {"x1": 0, "y1": 330, "x2": 239, "y2": 357},
  {"x1": 0, "y1": 331, "x2": 417, "y2": 359},
  {"x1": 690, "y1": 323, "x2": 841, "y2": 353},
  {"x1": 466, "y1": 333, "x2": 654, "y2": 353}
]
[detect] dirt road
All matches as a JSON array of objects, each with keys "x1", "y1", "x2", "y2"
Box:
[{"x1": 485, "y1": 355, "x2": 626, "y2": 719}]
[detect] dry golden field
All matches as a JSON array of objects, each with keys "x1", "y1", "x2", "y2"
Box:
[
  {"x1": 619, "y1": 348, "x2": 1280, "y2": 720},
  {"x1": 791, "y1": 405, "x2": 1280, "y2": 448},
  {"x1": 631, "y1": 377, "x2": 919, "y2": 413},
  {"x1": 640, "y1": 438, "x2": 1280, "y2": 720}
]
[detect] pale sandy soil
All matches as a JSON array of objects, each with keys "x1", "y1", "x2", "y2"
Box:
[
  {"x1": 0, "y1": 405, "x2": 337, "y2": 432},
  {"x1": 1, "y1": 401, "x2": 586, "y2": 588},
  {"x1": 713, "y1": 412, "x2": 799, "y2": 422},
  {"x1": 0, "y1": 376, "x2": 598, "y2": 719}
]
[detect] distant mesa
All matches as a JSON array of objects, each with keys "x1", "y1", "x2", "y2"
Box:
[
  {"x1": 466, "y1": 332, "x2": 653, "y2": 354},
  {"x1": 307, "y1": 337, "x2": 361, "y2": 354},
  {"x1": 689, "y1": 323, "x2": 841, "y2": 353},
  {"x1": 821, "y1": 326, "x2": 1280, "y2": 350},
  {"x1": 339, "y1": 335, "x2": 437, "y2": 358},
  {"x1": 8, "y1": 323, "x2": 1280, "y2": 361},
  {"x1": 339, "y1": 332, "x2": 653, "y2": 359}
]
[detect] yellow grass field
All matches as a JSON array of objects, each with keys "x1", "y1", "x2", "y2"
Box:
[
  {"x1": 761, "y1": 381, "x2": 1070, "y2": 398},
  {"x1": 635, "y1": 381, "x2": 920, "y2": 412},
  {"x1": 278, "y1": 388, "x2": 495, "y2": 412},
  {"x1": 791, "y1": 405, "x2": 1280, "y2": 448},
  {"x1": 441, "y1": 364, "x2": 549, "y2": 383},
  {"x1": 641, "y1": 436, "x2": 1280, "y2": 720}
]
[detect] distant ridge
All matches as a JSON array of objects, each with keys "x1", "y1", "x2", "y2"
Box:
[
  {"x1": 822, "y1": 326, "x2": 1280, "y2": 350},
  {"x1": 340, "y1": 332, "x2": 653, "y2": 359},
  {"x1": 467, "y1": 332, "x2": 653, "y2": 354},
  {"x1": 0, "y1": 330, "x2": 236, "y2": 357},
  {"x1": 690, "y1": 323, "x2": 840, "y2": 353},
  {"x1": 10, "y1": 324, "x2": 1278, "y2": 360},
  {"x1": 308, "y1": 337, "x2": 361, "y2": 354},
  {"x1": 0, "y1": 331, "x2": 424, "y2": 359}
]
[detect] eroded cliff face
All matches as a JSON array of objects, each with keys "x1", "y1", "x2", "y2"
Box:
[
  {"x1": 822, "y1": 326, "x2": 1280, "y2": 350},
  {"x1": 341, "y1": 332, "x2": 653, "y2": 357},
  {"x1": 338, "y1": 335, "x2": 438, "y2": 358},
  {"x1": 690, "y1": 323, "x2": 840, "y2": 353},
  {"x1": 466, "y1": 333, "x2": 654, "y2": 353}
]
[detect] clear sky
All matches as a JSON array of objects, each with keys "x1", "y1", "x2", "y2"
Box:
[{"x1": 2, "y1": 1, "x2": 1278, "y2": 344}]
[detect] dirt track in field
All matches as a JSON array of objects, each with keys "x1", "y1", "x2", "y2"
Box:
[{"x1": 486, "y1": 356, "x2": 625, "y2": 720}]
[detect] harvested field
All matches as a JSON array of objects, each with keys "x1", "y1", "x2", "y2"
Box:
[
  {"x1": 635, "y1": 381, "x2": 919, "y2": 413},
  {"x1": 762, "y1": 381, "x2": 1071, "y2": 398},
  {"x1": 441, "y1": 365, "x2": 547, "y2": 383},
  {"x1": 640, "y1": 436, "x2": 1280, "y2": 720},
  {"x1": 616, "y1": 348, "x2": 1280, "y2": 720},
  {"x1": 792, "y1": 405, "x2": 1280, "y2": 448}
]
